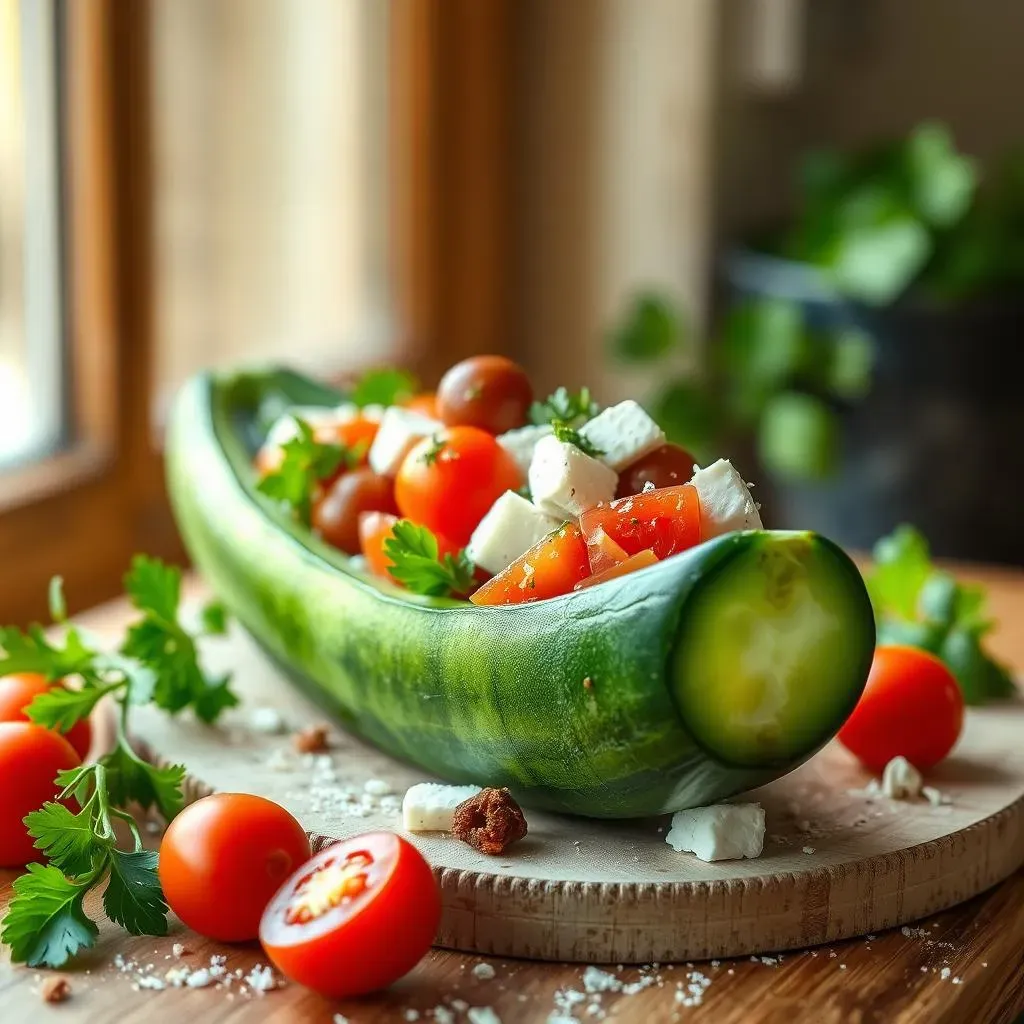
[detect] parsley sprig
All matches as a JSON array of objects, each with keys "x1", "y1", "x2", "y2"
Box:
[
  {"x1": 867, "y1": 524, "x2": 1015, "y2": 704},
  {"x1": 550, "y1": 420, "x2": 605, "y2": 459},
  {"x1": 0, "y1": 558, "x2": 236, "y2": 967},
  {"x1": 530, "y1": 386, "x2": 600, "y2": 427},
  {"x1": 257, "y1": 417, "x2": 359, "y2": 525},
  {"x1": 383, "y1": 520, "x2": 475, "y2": 598}
]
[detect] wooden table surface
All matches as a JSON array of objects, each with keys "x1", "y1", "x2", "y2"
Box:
[{"x1": 1, "y1": 564, "x2": 1022, "y2": 1024}]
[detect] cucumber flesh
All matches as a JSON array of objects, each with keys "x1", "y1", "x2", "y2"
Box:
[{"x1": 671, "y1": 531, "x2": 874, "y2": 768}]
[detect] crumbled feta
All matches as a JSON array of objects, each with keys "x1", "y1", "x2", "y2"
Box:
[
  {"x1": 368, "y1": 407, "x2": 444, "y2": 476},
  {"x1": 881, "y1": 756, "x2": 923, "y2": 800},
  {"x1": 665, "y1": 803, "x2": 765, "y2": 862},
  {"x1": 467, "y1": 491, "x2": 562, "y2": 574},
  {"x1": 528, "y1": 434, "x2": 617, "y2": 518},
  {"x1": 402, "y1": 782, "x2": 482, "y2": 831},
  {"x1": 578, "y1": 400, "x2": 666, "y2": 471},
  {"x1": 689, "y1": 459, "x2": 762, "y2": 539},
  {"x1": 348, "y1": 554, "x2": 369, "y2": 573},
  {"x1": 472, "y1": 962, "x2": 496, "y2": 981},
  {"x1": 497, "y1": 424, "x2": 553, "y2": 477},
  {"x1": 467, "y1": 1009, "x2": 502, "y2": 1024},
  {"x1": 248, "y1": 706, "x2": 286, "y2": 734},
  {"x1": 922, "y1": 785, "x2": 951, "y2": 807},
  {"x1": 364, "y1": 778, "x2": 393, "y2": 796}
]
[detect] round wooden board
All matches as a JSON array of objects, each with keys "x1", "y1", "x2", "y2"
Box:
[{"x1": 131, "y1": 627, "x2": 1024, "y2": 964}]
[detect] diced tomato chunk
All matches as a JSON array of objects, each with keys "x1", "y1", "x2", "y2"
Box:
[
  {"x1": 575, "y1": 548, "x2": 658, "y2": 590},
  {"x1": 578, "y1": 484, "x2": 701, "y2": 562},
  {"x1": 586, "y1": 527, "x2": 629, "y2": 574},
  {"x1": 469, "y1": 523, "x2": 589, "y2": 605}
]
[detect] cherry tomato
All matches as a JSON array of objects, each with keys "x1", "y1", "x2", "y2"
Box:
[
  {"x1": 260, "y1": 831, "x2": 440, "y2": 998},
  {"x1": 395, "y1": 426, "x2": 521, "y2": 546},
  {"x1": 470, "y1": 523, "x2": 590, "y2": 605},
  {"x1": 838, "y1": 646, "x2": 964, "y2": 772},
  {"x1": 403, "y1": 392, "x2": 439, "y2": 418},
  {"x1": 312, "y1": 469, "x2": 399, "y2": 555},
  {"x1": 579, "y1": 484, "x2": 701, "y2": 561},
  {"x1": 586, "y1": 528, "x2": 629, "y2": 574},
  {"x1": 160, "y1": 793, "x2": 311, "y2": 942},
  {"x1": 0, "y1": 723, "x2": 81, "y2": 867},
  {"x1": 0, "y1": 673, "x2": 93, "y2": 760},
  {"x1": 316, "y1": 416, "x2": 379, "y2": 465},
  {"x1": 616, "y1": 444, "x2": 696, "y2": 498},
  {"x1": 436, "y1": 355, "x2": 533, "y2": 434},
  {"x1": 359, "y1": 512, "x2": 462, "y2": 586}
]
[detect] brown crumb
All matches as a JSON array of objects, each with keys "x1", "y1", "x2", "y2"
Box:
[
  {"x1": 582, "y1": 676, "x2": 593, "y2": 690},
  {"x1": 452, "y1": 787, "x2": 527, "y2": 855},
  {"x1": 293, "y1": 724, "x2": 330, "y2": 753},
  {"x1": 40, "y1": 976, "x2": 71, "y2": 1003}
]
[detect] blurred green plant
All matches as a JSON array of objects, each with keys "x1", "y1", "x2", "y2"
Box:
[{"x1": 611, "y1": 121, "x2": 1024, "y2": 481}]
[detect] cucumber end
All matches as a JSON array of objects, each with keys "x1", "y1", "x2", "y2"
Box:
[{"x1": 670, "y1": 531, "x2": 874, "y2": 768}]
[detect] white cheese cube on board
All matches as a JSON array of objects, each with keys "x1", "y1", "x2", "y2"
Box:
[
  {"x1": 497, "y1": 424, "x2": 553, "y2": 478},
  {"x1": 265, "y1": 406, "x2": 341, "y2": 447},
  {"x1": 881, "y1": 756, "x2": 922, "y2": 800},
  {"x1": 665, "y1": 803, "x2": 765, "y2": 862},
  {"x1": 689, "y1": 458, "x2": 763, "y2": 539},
  {"x1": 579, "y1": 399, "x2": 666, "y2": 471},
  {"x1": 528, "y1": 434, "x2": 618, "y2": 518},
  {"x1": 368, "y1": 407, "x2": 444, "y2": 476},
  {"x1": 402, "y1": 782, "x2": 482, "y2": 832},
  {"x1": 467, "y1": 491, "x2": 562, "y2": 575}
]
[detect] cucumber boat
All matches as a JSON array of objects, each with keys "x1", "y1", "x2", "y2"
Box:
[{"x1": 166, "y1": 368, "x2": 875, "y2": 818}]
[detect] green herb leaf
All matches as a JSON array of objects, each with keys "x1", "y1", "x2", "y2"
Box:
[
  {"x1": 103, "y1": 850, "x2": 168, "y2": 937},
  {"x1": 24, "y1": 802, "x2": 106, "y2": 877},
  {"x1": 56, "y1": 765, "x2": 96, "y2": 807},
  {"x1": 25, "y1": 680, "x2": 116, "y2": 734},
  {"x1": 190, "y1": 674, "x2": 238, "y2": 725},
  {"x1": 906, "y1": 121, "x2": 978, "y2": 228},
  {"x1": 199, "y1": 600, "x2": 229, "y2": 636},
  {"x1": 350, "y1": 368, "x2": 418, "y2": 408},
  {"x1": 937, "y1": 627, "x2": 1016, "y2": 705},
  {"x1": 382, "y1": 520, "x2": 476, "y2": 598},
  {"x1": 550, "y1": 420, "x2": 605, "y2": 459},
  {"x1": 1, "y1": 865, "x2": 99, "y2": 967},
  {"x1": 757, "y1": 391, "x2": 838, "y2": 480},
  {"x1": 256, "y1": 417, "x2": 348, "y2": 525},
  {"x1": 124, "y1": 555, "x2": 180, "y2": 623},
  {"x1": 529, "y1": 386, "x2": 600, "y2": 427},
  {"x1": 825, "y1": 328, "x2": 874, "y2": 400},
  {"x1": 0, "y1": 624, "x2": 95, "y2": 681},
  {"x1": 828, "y1": 214, "x2": 931, "y2": 305},
  {"x1": 647, "y1": 380, "x2": 719, "y2": 459},
  {"x1": 867, "y1": 524, "x2": 933, "y2": 621},
  {"x1": 102, "y1": 746, "x2": 186, "y2": 821},
  {"x1": 608, "y1": 293, "x2": 685, "y2": 363}
]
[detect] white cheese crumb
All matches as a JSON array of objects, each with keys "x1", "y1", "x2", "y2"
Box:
[
  {"x1": 249, "y1": 706, "x2": 286, "y2": 734},
  {"x1": 802, "y1": 846, "x2": 816, "y2": 855},
  {"x1": 404, "y1": 1012, "x2": 421, "y2": 1022},
  {"x1": 581, "y1": 967, "x2": 619, "y2": 993},
  {"x1": 922, "y1": 785, "x2": 952, "y2": 807},
  {"x1": 940, "y1": 967, "x2": 951, "y2": 980},
  {"x1": 881, "y1": 756, "x2": 923, "y2": 800},
  {"x1": 497, "y1": 423, "x2": 553, "y2": 477},
  {"x1": 265, "y1": 748, "x2": 294, "y2": 772},
  {"x1": 364, "y1": 778, "x2": 393, "y2": 796},
  {"x1": 665, "y1": 803, "x2": 765, "y2": 862},
  {"x1": 333, "y1": 1015, "x2": 350, "y2": 1024},
  {"x1": 185, "y1": 969, "x2": 213, "y2": 989},
  {"x1": 244, "y1": 964, "x2": 279, "y2": 993},
  {"x1": 171, "y1": 943, "x2": 186, "y2": 958},
  {"x1": 688, "y1": 459, "x2": 762, "y2": 539},
  {"x1": 467, "y1": 1008, "x2": 502, "y2": 1024},
  {"x1": 578, "y1": 399, "x2": 666, "y2": 471},
  {"x1": 402, "y1": 782, "x2": 482, "y2": 831},
  {"x1": 451, "y1": 999, "x2": 469, "y2": 1012},
  {"x1": 433, "y1": 1007, "x2": 456, "y2": 1024},
  {"x1": 473, "y1": 963, "x2": 497, "y2": 981}
]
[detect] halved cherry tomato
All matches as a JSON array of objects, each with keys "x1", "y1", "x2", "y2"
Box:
[
  {"x1": 0, "y1": 723, "x2": 81, "y2": 867},
  {"x1": 359, "y1": 512, "x2": 462, "y2": 586},
  {"x1": 395, "y1": 426, "x2": 522, "y2": 546},
  {"x1": 403, "y1": 392, "x2": 439, "y2": 418},
  {"x1": 436, "y1": 355, "x2": 533, "y2": 434},
  {"x1": 586, "y1": 528, "x2": 629, "y2": 574},
  {"x1": 313, "y1": 469, "x2": 398, "y2": 555},
  {"x1": 838, "y1": 646, "x2": 964, "y2": 772},
  {"x1": 575, "y1": 548, "x2": 658, "y2": 590},
  {"x1": 579, "y1": 484, "x2": 701, "y2": 562},
  {"x1": 470, "y1": 522, "x2": 589, "y2": 605},
  {"x1": 0, "y1": 673, "x2": 92, "y2": 760},
  {"x1": 260, "y1": 831, "x2": 440, "y2": 998},
  {"x1": 160, "y1": 793, "x2": 311, "y2": 942}
]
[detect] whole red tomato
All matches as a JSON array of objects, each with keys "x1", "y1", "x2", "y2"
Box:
[
  {"x1": 395, "y1": 426, "x2": 522, "y2": 545},
  {"x1": 260, "y1": 831, "x2": 440, "y2": 998},
  {"x1": 0, "y1": 723, "x2": 81, "y2": 867},
  {"x1": 159, "y1": 793, "x2": 312, "y2": 942},
  {"x1": 838, "y1": 645, "x2": 964, "y2": 772},
  {"x1": 0, "y1": 673, "x2": 93, "y2": 760}
]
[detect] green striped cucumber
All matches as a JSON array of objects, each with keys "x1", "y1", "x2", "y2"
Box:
[{"x1": 166, "y1": 368, "x2": 875, "y2": 818}]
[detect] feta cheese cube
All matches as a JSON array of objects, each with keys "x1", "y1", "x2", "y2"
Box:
[
  {"x1": 665, "y1": 803, "x2": 765, "y2": 862},
  {"x1": 466, "y1": 491, "x2": 562, "y2": 575},
  {"x1": 579, "y1": 400, "x2": 666, "y2": 471},
  {"x1": 528, "y1": 434, "x2": 618, "y2": 518},
  {"x1": 689, "y1": 459, "x2": 762, "y2": 539},
  {"x1": 497, "y1": 424, "x2": 553, "y2": 478},
  {"x1": 265, "y1": 406, "x2": 342, "y2": 447},
  {"x1": 881, "y1": 756, "x2": 922, "y2": 800},
  {"x1": 368, "y1": 407, "x2": 444, "y2": 476},
  {"x1": 402, "y1": 782, "x2": 482, "y2": 831},
  {"x1": 359, "y1": 403, "x2": 387, "y2": 423}
]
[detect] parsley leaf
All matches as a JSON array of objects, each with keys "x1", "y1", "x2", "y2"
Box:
[
  {"x1": 103, "y1": 850, "x2": 168, "y2": 937},
  {"x1": 350, "y1": 367, "x2": 418, "y2": 408},
  {"x1": 0, "y1": 623, "x2": 95, "y2": 680},
  {"x1": 383, "y1": 520, "x2": 476, "y2": 598},
  {"x1": 256, "y1": 417, "x2": 349, "y2": 524},
  {"x1": 530, "y1": 386, "x2": 600, "y2": 426},
  {"x1": 867, "y1": 524, "x2": 1015, "y2": 704},
  {"x1": 199, "y1": 600, "x2": 229, "y2": 636},
  {"x1": 25, "y1": 680, "x2": 116, "y2": 734},
  {"x1": 103, "y1": 746, "x2": 186, "y2": 821},
  {"x1": 1, "y1": 865, "x2": 99, "y2": 968},
  {"x1": 24, "y1": 803, "x2": 107, "y2": 877},
  {"x1": 550, "y1": 420, "x2": 605, "y2": 458}
]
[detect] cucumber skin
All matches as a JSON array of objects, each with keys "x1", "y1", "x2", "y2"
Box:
[{"x1": 167, "y1": 369, "x2": 874, "y2": 818}]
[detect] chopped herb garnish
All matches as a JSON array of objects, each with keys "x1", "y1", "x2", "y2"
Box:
[
  {"x1": 350, "y1": 367, "x2": 418, "y2": 408},
  {"x1": 382, "y1": 520, "x2": 476, "y2": 598},
  {"x1": 550, "y1": 420, "x2": 605, "y2": 458},
  {"x1": 529, "y1": 386, "x2": 600, "y2": 427}
]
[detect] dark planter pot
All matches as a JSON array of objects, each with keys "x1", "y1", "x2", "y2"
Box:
[{"x1": 724, "y1": 248, "x2": 1024, "y2": 564}]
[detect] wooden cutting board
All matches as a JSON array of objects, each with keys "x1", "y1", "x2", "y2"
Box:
[{"x1": 130, "y1": 625, "x2": 1024, "y2": 964}]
